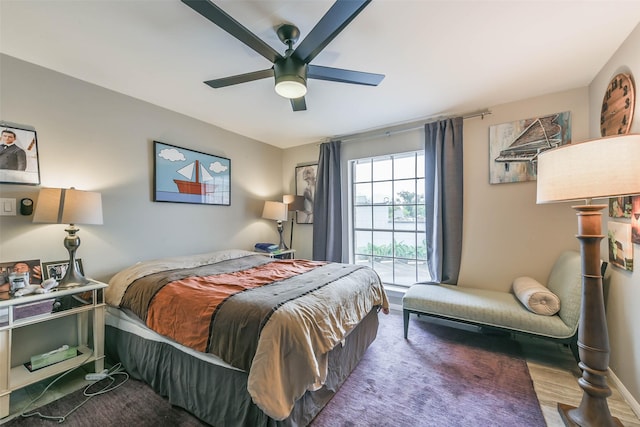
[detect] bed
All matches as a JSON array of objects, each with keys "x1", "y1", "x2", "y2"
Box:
[{"x1": 104, "y1": 249, "x2": 389, "y2": 426}]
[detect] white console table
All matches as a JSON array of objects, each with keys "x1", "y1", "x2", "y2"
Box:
[{"x1": 0, "y1": 280, "x2": 107, "y2": 418}]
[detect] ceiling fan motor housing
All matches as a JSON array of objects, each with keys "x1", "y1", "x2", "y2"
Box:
[{"x1": 274, "y1": 58, "x2": 308, "y2": 98}]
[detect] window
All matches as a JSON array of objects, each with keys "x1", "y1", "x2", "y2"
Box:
[{"x1": 350, "y1": 151, "x2": 431, "y2": 286}]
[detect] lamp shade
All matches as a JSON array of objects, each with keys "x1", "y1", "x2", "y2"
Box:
[
  {"x1": 262, "y1": 201, "x2": 287, "y2": 221},
  {"x1": 33, "y1": 188, "x2": 103, "y2": 225},
  {"x1": 536, "y1": 134, "x2": 640, "y2": 204},
  {"x1": 283, "y1": 194, "x2": 305, "y2": 211}
]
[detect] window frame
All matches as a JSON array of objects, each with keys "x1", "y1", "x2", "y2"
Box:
[{"x1": 348, "y1": 150, "x2": 429, "y2": 287}]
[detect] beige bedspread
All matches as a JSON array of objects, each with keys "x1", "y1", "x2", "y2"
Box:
[{"x1": 106, "y1": 249, "x2": 389, "y2": 420}]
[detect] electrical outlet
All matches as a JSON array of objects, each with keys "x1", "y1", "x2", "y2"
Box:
[{"x1": 0, "y1": 198, "x2": 16, "y2": 216}]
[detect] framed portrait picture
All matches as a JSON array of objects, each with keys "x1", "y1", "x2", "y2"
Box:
[
  {"x1": 154, "y1": 141, "x2": 230, "y2": 206},
  {"x1": 42, "y1": 259, "x2": 84, "y2": 281},
  {"x1": 295, "y1": 164, "x2": 317, "y2": 224},
  {"x1": 0, "y1": 122, "x2": 41, "y2": 185}
]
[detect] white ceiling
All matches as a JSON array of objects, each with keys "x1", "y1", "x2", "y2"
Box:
[{"x1": 1, "y1": 1, "x2": 640, "y2": 149}]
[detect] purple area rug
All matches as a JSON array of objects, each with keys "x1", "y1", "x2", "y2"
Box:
[
  {"x1": 310, "y1": 311, "x2": 546, "y2": 427},
  {"x1": 3, "y1": 376, "x2": 208, "y2": 426},
  {"x1": 4, "y1": 311, "x2": 544, "y2": 427}
]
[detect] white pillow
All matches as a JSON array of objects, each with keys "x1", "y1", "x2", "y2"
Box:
[{"x1": 512, "y1": 276, "x2": 561, "y2": 316}]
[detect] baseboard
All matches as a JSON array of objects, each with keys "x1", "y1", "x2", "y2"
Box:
[{"x1": 609, "y1": 368, "x2": 640, "y2": 419}]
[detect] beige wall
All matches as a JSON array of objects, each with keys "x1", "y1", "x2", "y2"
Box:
[
  {"x1": 588, "y1": 23, "x2": 640, "y2": 406},
  {"x1": 458, "y1": 89, "x2": 588, "y2": 290},
  {"x1": 0, "y1": 54, "x2": 284, "y2": 284}
]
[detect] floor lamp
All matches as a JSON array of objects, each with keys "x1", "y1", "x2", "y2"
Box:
[
  {"x1": 283, "y1": 194, "x2": 304, "y2": 249},
  {"x1": 537, "y1": 134, "x2": 640, "y2": 427},
  {"x1": 33, "y1": 187, "x2": 103, "y2": 289}
]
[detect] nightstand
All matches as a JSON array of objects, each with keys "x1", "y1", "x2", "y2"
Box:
[
  {"x1": 0, "y1": 279, "x2": 107, "y2": 419},
  {"x1": 254, "y1": 249, "x2": 296, "y2": 259}
]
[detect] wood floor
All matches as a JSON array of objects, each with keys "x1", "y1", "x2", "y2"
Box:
[
  {"x1": 520, "y1": 336, "x2": 640, "y2": 427},
  {"x1": 3, "y1": 322, "x2": 640, "y2": 426}
]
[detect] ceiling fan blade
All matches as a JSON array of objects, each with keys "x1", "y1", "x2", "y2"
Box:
[
  {"x1": 292, "y1": 0, "x2": 371, "y2": 64},
  {"x1": 204, "y1": 68, "x2": 274, "y2": 88},
  {"x1": 308, "y1": 64, "x2": 384, "y2": 86},
  {"x1": 290, "y1": 97, "x2": 307, "y2": 111},
  {"x1": 182, "y1": 0, "x2": 282, "y2": 64}
]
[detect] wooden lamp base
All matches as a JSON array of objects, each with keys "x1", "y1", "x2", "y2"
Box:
[{"x1": 558, "y1": 403, "x2": 623, "y2": 427}]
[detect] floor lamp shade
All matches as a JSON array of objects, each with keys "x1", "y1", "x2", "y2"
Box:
[
  {"x1": 537, "y1": 135, "x2": 640, "y2": 204},
  {"x1": 536, "y1": 134, "x2": 640, "y2": 427},
  {"x1": 33, "y1": 188, "x2": 103, "y2": 288},
  {"x1": 283, "y1": 194, "x2": 305, "y2": 211}
]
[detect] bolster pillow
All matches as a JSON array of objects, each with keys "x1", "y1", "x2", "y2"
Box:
[{"x1": 512, "y1": 276, "x2": 561, "y2": 316}]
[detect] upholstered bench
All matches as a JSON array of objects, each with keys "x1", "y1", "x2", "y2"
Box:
[{"x1": 402, "y1": 251, "x2": 595, "y2": 361}]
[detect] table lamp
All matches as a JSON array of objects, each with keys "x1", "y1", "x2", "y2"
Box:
[
  {"x1": 262, "y1": 200, "x2": 288, "y2": 250},
  {"x1": 537, "y1": 134, "x2": 640, "y2": 427},
  {"x1": 33, "y1": 187, "x2": 103, "y2": 288}
]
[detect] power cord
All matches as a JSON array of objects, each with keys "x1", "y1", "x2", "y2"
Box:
[{"x1": 20, "y1": 361, "x2": 129, "y2": 424}]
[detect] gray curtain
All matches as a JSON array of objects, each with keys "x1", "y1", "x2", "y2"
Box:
[
  {"x1": 424, "y1": 117, "x2": 463, "y2": 284},
  {"x1": 312, "y1": 140, "x2": 342, "y2": 262}
]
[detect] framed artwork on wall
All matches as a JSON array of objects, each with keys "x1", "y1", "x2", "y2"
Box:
[
  {"x1": 632, "y1": 196, "x2": 640, "y2": 245},
  {"x1": 488, "y1": 111, "x2": 571, "y2": 184},
  {"x1": 295, "y1": 164, "x2": 317, "y2": 224},
  {"x1": 608, "y1": 221, "x2": 633, "y2": 272},
  {"x1": 609, "y1": 196, "x2": 632, "y2": 218},
  {"x1": 42, "y1": 259, "x2": 84, "y2": 281},
  {"x1": 154, "y1": 141, "x2": 230, "y2": 206},
  {"x1": 0, "y1": 122, "x2": 41, "y2": 185}
]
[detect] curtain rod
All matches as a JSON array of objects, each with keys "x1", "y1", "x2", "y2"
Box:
[{"x1": 329, "y1": 108, "x2": 491, "y2": 143}]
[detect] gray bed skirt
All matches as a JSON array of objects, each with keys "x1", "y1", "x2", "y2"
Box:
[{"x1": 105, "y1": 308, "x2": 380, "y2": 427}]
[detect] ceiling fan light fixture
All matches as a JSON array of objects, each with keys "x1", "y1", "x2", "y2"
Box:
[{"x1": 275, "y1": 78, "x2": 307, "y2": 99}]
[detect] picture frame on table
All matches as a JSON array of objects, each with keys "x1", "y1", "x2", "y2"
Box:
[
  {"x1": 42, "y1": 259, "x2": 84, "y2": 281},
  {"x1": 0, "y1": 259, "x2": 42, "y2": 296},
  {"x1": 0, "y1": 122, "x2": 41, "y2": 185},
  {"x1": 295, "y1": 164, "x2": 317, "y2": 224},
  {"x1": 153, "y1": 141, "x2": 231, "y2": 206}
]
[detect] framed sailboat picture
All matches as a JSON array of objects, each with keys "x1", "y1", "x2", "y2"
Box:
[{"x1": 153, "y1": 141, "x2": 230, "y2": 206}]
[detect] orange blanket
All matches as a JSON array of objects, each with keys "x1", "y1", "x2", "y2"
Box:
[{"x1": 146, "y1": 259, "x2": 325, "y2": 352}]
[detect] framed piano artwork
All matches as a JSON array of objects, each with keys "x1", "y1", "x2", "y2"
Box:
[{"x1": 488, "y1": 111, "x2": 572, "y2": 184}]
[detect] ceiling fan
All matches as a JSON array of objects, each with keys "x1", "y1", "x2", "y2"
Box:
[{"x1": 181, "y1": 0, "x2": 385, "y2": 111}]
